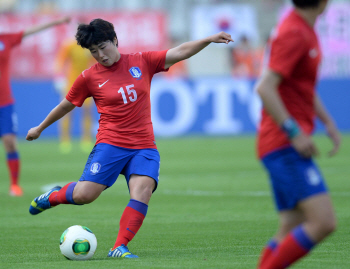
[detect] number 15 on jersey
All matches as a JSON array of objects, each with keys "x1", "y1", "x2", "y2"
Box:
[{"x1": 118, "y1": 84, "x2": 137, "y2": 104}]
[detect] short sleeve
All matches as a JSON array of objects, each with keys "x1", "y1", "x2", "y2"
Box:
[
  {"x1": 141, "y1": 50, "x2": 169, "y2": 75},
  {"x1": 66, "y1": 73, "x2": 91, "y2": 107},
  {"x1": 269, "y1": 29, "x2": 307, "y2": 78}
]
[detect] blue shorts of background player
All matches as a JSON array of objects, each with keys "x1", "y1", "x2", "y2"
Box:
[
  {"x1": 262, "y1": 146, "x2": 328, "y2": 211},
  {"x1": 0, "y1": 104, "x2": 18, "y2": 136},
  {"x1": 80, "y1": 143, "x2": 160, "y2": 191}
]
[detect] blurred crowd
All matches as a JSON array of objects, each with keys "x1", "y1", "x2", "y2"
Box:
[{"x1": 1, "y1": 0, "x2": 349, "y2": 79}]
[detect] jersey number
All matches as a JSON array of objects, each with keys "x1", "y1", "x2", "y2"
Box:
[{"x1": 118, "y1": 84, "x2": 137, "y2": 104}]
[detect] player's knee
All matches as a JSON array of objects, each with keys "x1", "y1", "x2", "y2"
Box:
[
  {"x1": 134, "y1": 185, "x2": 153, "y2": 200},
  {"x1": 311, "y1": 216, "x2": 337, "y2": 238},
  {"x1": 3, "y1": 138, "x2": 17, "y2": 152},
  {"x1": 322, "y1": 217, "x2": 337, "y2": 236}
]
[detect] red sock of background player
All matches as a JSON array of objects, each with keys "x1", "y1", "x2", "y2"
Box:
[
  {"x1": 49, "y1": 182, "x2": 78, "y2": 206},
  {"x1": 7, "y1": 152, "x2": 20, "y2": 185},
  {"x1": 257, "y1": 239, "x2": 278, "y2": 268},
  {"x1": 113, "y1": 199, "x2": 148, "y2": 249},
  {"x1": 260, "y1": 225, "x2": 315, "y2": 269}
]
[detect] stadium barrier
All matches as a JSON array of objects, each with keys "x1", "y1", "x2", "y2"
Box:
[{"x1": 12, "y1": 77, "x2": 350, "y2": 138}]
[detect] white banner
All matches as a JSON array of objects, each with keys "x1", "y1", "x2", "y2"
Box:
[{"x1": 191, "y1": 4, "x2": 259, "y2": 47}]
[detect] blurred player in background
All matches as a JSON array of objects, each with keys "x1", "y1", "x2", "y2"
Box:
[
  {"x1": 26, "y1": 18, "x2": 233, "y2": 258},
  {"x1": 255, "y1": 0, "x2": 340, "y2": 268},
  {"x1": 54, "y1": 34, "x2": 94, "y2": 154},
  {"x1": 0, "y1": 16, "x2": 70, "y2": 196}
]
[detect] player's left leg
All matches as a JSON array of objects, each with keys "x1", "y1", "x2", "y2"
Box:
[
  {"x1": 109, "y1": 175, "x2": 155, "y2": 258},
  {"x1": 0, "y1": 105, "x2": 21, "y2": 196},
  {"x1": 109, "y1": 149, "x2": 160, "y2": 258},
  {"x1": 257, "y1": 209, "x2": 304, "y2": 268},
  {"x1": 260, "y1": 193, "x2": 336, "y2": 269},
  {"x1": 2, "y1": 134, "x2": 22, "y2": 196}
]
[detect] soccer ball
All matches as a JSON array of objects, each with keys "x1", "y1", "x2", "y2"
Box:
[{"x1": 59, "y1": 225, "x2": 97, "y2": 260}]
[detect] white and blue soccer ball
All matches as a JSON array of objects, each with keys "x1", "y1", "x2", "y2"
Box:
[{"x1": 59, "y1": 225, "x2": 97, "y2": 260}]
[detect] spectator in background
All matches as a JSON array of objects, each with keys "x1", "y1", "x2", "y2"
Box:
[
  {"x1": 231, "y1": 35, "x2": 263, "y2": 78},
  {"x1": 255, "y1": 0, "x2": 340, "y2": 268},
  {"x1": 54, "y1": 35, "x2": 95, "y2": 154},
  {"x1": 0, "y1": 16, "x2": 70, "y2": 196}
]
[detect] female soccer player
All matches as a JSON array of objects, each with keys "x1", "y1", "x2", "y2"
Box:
[
  {"x1": 0, "y1": 16, "x2": 70, "y2": 196},
  {"x1": 255, "y1": 0, "x2": 340, "y2": 268},
  {"x1": 27, "y1": 18, "x2": 233, "y2": 258}
]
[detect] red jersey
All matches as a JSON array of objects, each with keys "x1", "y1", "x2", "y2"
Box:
[
  {"x1": 66, "y1": 50, "x2": 168, "y2": 149},
  {"x1": 257, "y1": 10, "x2": 322, "y2": 158},
  {"x1": 0, "y1": 32, "x2": 23, "y2": 107}
]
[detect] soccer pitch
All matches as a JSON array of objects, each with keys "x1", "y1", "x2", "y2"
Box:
[{"x1": 1, "y1": 135, "x2": 349, "y2": 269}]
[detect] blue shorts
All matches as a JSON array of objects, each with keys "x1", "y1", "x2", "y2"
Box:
[
  {"x1": 79, "y1": 143, "x2": 160, "y2": 192},
  {"x1": 0, "y1": 104, "x2": 18, "y2": 137},
  {"x1": 262, "y1": 147, "x2": 328, "y2": 211}
]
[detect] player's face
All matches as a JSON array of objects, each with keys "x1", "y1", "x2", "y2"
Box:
[{"x1": 89, "y1": 39, "x2": 119, "y2": 66}]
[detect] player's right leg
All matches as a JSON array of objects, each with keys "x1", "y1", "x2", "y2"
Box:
[
  {"x1": 29, "y1": 144, "x2": 112, "y2": 215},
  {"x1": 299, "y1": 193, "x2": 336, "y2": 242},
  {"x1": 29, "y1": 185, "x2": 62, "y2": 215},
  {"x1": 29, "y1": 181, "x2": 107, "y2": 215}
]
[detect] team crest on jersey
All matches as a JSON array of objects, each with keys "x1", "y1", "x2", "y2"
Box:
[
  {"x1": 90, "y1": 162, "x2": 101, "y2": 175},
  {"x1": 0, "y1": 41, "x2": 5, "y2": 51},
  {"x1": 129, "y1": 67, "x2": 142, "y2": 79}
]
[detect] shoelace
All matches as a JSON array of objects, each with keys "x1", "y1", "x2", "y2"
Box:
[{"x1": 38, "y1": 191, "x2": 51, "y2": 200}]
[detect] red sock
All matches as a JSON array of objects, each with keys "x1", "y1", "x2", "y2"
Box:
[
  {"x1": 49, "y1": 182, "x2": 77, "y2": 206},
  {"x1": 7, "y1": 152, "x2": 20, "y2": 185},
  {"x1": 260, "y1": 226, "x2": 314, "y2": 269},
  {"x1": 257, "y1": 240, "x2": 278, "y2": 268},
  {"x1": 113, "y1": 199, "x2": 148, "y2": 249}
]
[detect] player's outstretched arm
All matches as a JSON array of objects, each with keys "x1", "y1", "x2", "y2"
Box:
[
  {"x1": 164, "y1": 32, "x2": 233, "y2": 69},
  {"x1": 314, "y1": 94, "x2": 341, "y2": 156},
  {"x1": 26, "y1": 98, "x2": 76, "y2": 141},
  {"x1": 23, "y1": 16, "x2": 71, "y2": 37}
]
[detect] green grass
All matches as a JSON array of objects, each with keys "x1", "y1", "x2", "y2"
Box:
[{"x1": 0, "y1": 135, "x2": 349, "y2": 269}]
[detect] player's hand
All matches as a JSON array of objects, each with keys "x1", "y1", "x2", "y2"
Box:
[
  {"x1": 26, "y1": 127, "x2": 42, "y2": 141},
  {"x1": 291, "y1": 132, "x2": 319, "y2": 158},
  {"x1": 325, "y1": 122, "x2": 341, "y2": 157},
  {"x1": 209, "y1": 32, "x2": 234, "y2": 44}
]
